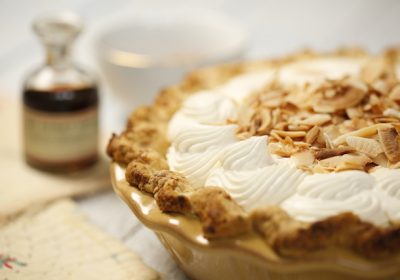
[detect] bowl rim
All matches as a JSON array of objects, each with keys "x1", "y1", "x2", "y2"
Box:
[
  {"x1": 110, "y1": 162, "x2": 400, "y2": 278},
  {"x1": 93, "y1": 9, "x2": 248, "y2": 69}
]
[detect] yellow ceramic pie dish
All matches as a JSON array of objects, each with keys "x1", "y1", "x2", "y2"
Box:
[{"x1": 111, "y1": 163, "x2": 400, "y2": 280}]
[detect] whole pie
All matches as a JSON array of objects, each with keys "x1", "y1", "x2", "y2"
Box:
[{"x1": 108, "y1": 48, "x2": 400, "y2": 259}]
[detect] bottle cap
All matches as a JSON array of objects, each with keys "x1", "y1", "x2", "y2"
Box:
[{"x1": 33, "y1": 11, "x2": 83, "y2": 46}]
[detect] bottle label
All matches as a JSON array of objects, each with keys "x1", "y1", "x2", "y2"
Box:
[{"x1": 23, "y1": 106, "x2": 98, "y2": 163}]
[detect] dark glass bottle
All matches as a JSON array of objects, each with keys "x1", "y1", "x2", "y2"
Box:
[{"x1": 23, "y1": 12, "x2": 99, "y2": 172}]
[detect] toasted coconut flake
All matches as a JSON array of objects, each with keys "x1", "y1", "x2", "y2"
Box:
[
  {"x1": 317, "y1": 153, "x2": 372, "y2": 172},
  {"x1": 346, "y1": 78, "x2": 369, "y2": 92},
  {"x1": 293, "y1": 141, "x2": 311, "y2": 148},
  {"x1": 315, "y1": 129, "x2": 328, "y2": 148},
  {"x1": 271, "y1": 108, "x2": 281, "y2": 127},
  {"x1": 346, "y1": 107, "x2": 363, "y2": 119},
  {"x1": 383, "y1": 108, "x2": 400, "y2": 119},
  {"x1": 270, "y1": 130, "x2": 306, "y2": 138},
  {"x1": 236, "y1": 131, "x2": 252, "y2": 140},
  {"x1": 374, "y1": 117, "x2": 400, "y2": 123},
  {"x1": 274, "y1": 122, "x2": 288, "y2": 131},
  {"x1": 363, "y1": 103, "x2": 372, "y2": 111},
  {"x1": 389, "y1": 84, "x2": 400, "y2": 101},
  {"x1": 270, "y1": 131, "x2": 283, "y2": 141},
  {"x1": 377, "y1": 126, "x2": 400, "y2": 162},
  {"x1": 312, "y1": 164, "x2": 333, "y2": 173},
  {"x1": 291, "y1": 150, "x2": 315, "y2": 169},
  {"x1": 287, "y1": 124, "x2": 310, "y2": 131},
  {"x1": 268, "y1": 142, "x2": 300, "y2": 157},
  {"x1": 305, "y1": 126, "x2": 320, "y2": 144},
  {"x1": 324, "y1": 125, "x2": 341, "y2": 140},
  {"x1": 262, "y1": 98, "x2": 284, "y2": 108},
  {"x1": 312, "y1": 79, "x2": 368, "y2": 113},
  {"x1": 371, "y1": 79, "x2": 390, "y2": 94},
  {"x1": 389, "y1": 161, "x2": 400, "y2": 169},
  {"x1": 392, "y1": 123, "x2": 400, "y2": 130},
  {"x1": 345, "y1": 136, "x2": 383, "y2": 158},
  {"x1": 252, "y1": 108, "x2": 272, "y2": 135},
  {"x1": 342, "y1": 118, "x2": 372, "y2": 132},
  {"x1": 323, "y1": 132, "x2": 334, "y2": 149},
  {"x1": 372, "y1": 153, "x2": 388, "y2": 168},
  {"x1": 298, "y1": 114, "x2": 331, "y2": 126},
  {"x1": 369, "y1": 94, "x2": 381, "y2": 106},
  {"x1": 333, "y1": 124, "x2": 392, "y2": 145},
  {"x1": 361, "y1": 56, "x2": 395, "y2": 83},
  {"x1": 315, "y1": 146, "x2": 355, "y2": 160}
]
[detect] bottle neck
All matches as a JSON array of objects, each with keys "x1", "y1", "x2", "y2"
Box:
[{"x1": 45, "y1": 43, "x2": 72, "y2": 68}]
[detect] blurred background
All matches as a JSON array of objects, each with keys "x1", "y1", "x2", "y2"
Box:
[
  {"x1": 1, "y1": 0, "x2": 400, "y2": 131},
  {"x1": 1, "y1": 0, "x2": 400, "y2": 279}
]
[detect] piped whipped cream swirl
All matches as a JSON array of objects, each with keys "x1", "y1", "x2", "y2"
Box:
[
  {"x1": 281, "y1": 171, "x2": 389, "y2": 226},
  {"x1": 181, "y1": 91, "x2": 238, "y2": 123},
  {"x1": 168, "y1": 123, "x2": 239, "y2": 188},
  {"x1": 371, "y1": 168, "x2": 400, "y2": 222},
  {"x1": 168, "y1": 91, "x2": 238, "y2": 139},
  {"x1": 167, "y1": 57, "x2": 400, "y2": 226},
  {"x1": 206, "y1": 137, "x2": 306, "y2": 210}
]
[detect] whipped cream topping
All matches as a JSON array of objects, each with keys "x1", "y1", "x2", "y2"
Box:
[
  {"x1": 219, "y1": 70, "x2": 276, "y2": 103},
  {"x1": 281, "y1": 171, "x2": 389, "y2": 226},
  {"x1": 219, "y1": 136, "x2": 274, "y2": 170},
  {"x1": 181, "y1": 91, "x2": 238, "y2": 123},
  {"x1": 168, "y1": 91, "x2": 238, "y2": 140},
  {"x1": 206, "y1": 136, "x2": 305, "y2": 210},
  {"x1": 207, "y1": 163, "x2": 306, "y2": 211},
  {"x1": 168, "y1": 124, "x2": 239, "y2": 188},
  {"x1": 167, "y1": 57, "x2": 400, "y2": 226},
  {"x1": 371, "y1": 168, "x2": 400, "y2": 222},
  {"x1": 279, "y1": 57, "x2": 364, "y2": 85}
]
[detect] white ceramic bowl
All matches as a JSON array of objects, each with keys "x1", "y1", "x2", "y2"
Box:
[{"x1": 94, "y1": 10, "x2": 247, "y2": 116}]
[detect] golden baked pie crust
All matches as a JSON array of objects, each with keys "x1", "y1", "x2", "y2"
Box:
[{"x1": 107, "y1": 49, "x2": 400, "y2": 259}]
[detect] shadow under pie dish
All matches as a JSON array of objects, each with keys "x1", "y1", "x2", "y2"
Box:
[{"x1": 108, "y1": 48, "x2": 400, "y2": 280}]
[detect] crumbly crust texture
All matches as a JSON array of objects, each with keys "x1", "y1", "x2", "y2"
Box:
[{"x1": 107, "y1": 49, "x2": 400, "y2": 259}]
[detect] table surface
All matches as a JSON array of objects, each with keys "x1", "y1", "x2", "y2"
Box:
[{"x1": 2, "y1": 0, "x2": 400, "y2": 279}]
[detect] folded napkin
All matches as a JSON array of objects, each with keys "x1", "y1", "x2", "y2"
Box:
[
  {"x1": 0, "y1": 99, "x2": 110, "y2": 225},
  {"x1": 0, "y1": 199, "x2": 159, "y2": 279}
]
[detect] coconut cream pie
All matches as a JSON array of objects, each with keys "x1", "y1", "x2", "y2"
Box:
[{"x1": 108, "y1": 49, "x2": 400, "y2": 259}]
